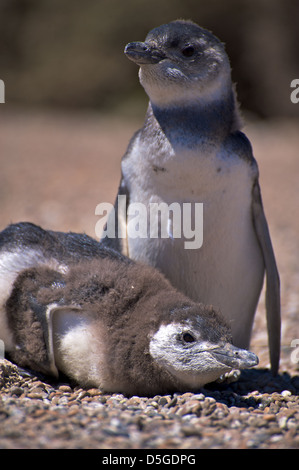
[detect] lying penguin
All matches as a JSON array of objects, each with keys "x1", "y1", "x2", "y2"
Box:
[{"x1": 0, "y1": 222, "x2": 258, "y2": 396}]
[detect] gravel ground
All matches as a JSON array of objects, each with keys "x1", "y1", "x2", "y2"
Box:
[
  {"x1": 0, "y1": 109, "x2": 298, "y2": 449},
  {"x1": 0, "y1": 359, "x2": 298, "y2": 449}
]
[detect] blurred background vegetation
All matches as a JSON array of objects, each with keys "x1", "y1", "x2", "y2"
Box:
[{"x1": 0, "y1": 0, "x2": 298, "y2": 119}]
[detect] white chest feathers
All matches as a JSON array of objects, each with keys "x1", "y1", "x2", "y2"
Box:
[{"x1": 121, "y1": 140, "x2": 264, "y2": 348}]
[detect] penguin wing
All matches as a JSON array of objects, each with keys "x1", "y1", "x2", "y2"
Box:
[
  {"x1": 101, "y1": 176, "x2": 130, "y2": 256},
  {"x1": 100, "y1": 128, "x2": 145, "y2": 256},
  {"x1": 18, "y1": 297, "x2": 83, "y2": 379},
  {"x1": 252, "y1": 179, "x2": 281, "y2": 375},
  {"x1": 29, "y1": 300, "x2": 62, "y2": 378},
  {"x1": 37, "y1": 302, "x2": 84, "y2": 378}
]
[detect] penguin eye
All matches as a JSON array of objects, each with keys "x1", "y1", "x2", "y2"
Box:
[
  {"x1": 182, "y1": 45, "x2": 195, "y2": 57},
  {"x1": 182, "y1": 332, "x2": 196, "y2": 343}
]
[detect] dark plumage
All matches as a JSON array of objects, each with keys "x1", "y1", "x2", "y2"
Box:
[{"x1": 0, "y1": 221, "x2": 127, "y2": 264}]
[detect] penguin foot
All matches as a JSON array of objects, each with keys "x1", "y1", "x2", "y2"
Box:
[{"x1": 217, "y1": 369, "x2": 241, "y2": 384}]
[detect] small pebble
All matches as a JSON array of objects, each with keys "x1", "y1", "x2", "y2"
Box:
[
  {"x1": 166, "y1": 396, "x2": 177, "y2": 408},
  {"x1": 10, "y1": 387, "x2": 24, "y2": 397},
  {"x1": 26, "y1": 392, "x2": 44, "y2": 399},
  {"x1": 87, "y1": 388, "x2": 101, "y2": 397},
  {"x1": 193, "y1": 393, "x2": 205, "y2": 401},
  {"x1": 58, "y1": 385, "x2": 72, "y2": 393},
  {"x1": 158, "y1": 396, "x2": 170, "y2": 406}
]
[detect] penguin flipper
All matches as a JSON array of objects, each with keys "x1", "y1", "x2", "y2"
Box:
[
  {"x1": 5, "y1": 266, "x2": 63, "y2": 378},
  {"x1": 252, "y1": 180, "x2": 281, "y2": 375},
  {"x1": 29, "y1": 300, "x2": 61, "y2": 378},
  {"x1": 6, "y1": 297, "x2": 60, "y2": 379},
  {"x1": 101, "y1": 177, "x2": 129, "y2": 256},
  {"x1": 36, "y1": 302, "x2": 84, "y2": 379},
  {"x1": 9, "y1": 291, "x2": 84, "y2": 380}
]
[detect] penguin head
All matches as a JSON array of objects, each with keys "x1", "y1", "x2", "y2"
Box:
[
  {"x1": 149, "y1": 304, "x2": 259, "y2": 390},
  {"x1": 124, "y1": 20, "x2": 231, "y2": 108}
]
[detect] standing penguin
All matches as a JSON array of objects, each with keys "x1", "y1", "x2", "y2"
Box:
[{"x1": 102, "y1": 20, "x2": 280, "y2": 374}]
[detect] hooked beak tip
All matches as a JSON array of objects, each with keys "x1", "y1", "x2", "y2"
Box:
[
  {"x1": 124, "y1": 42, "x2": 165, "y2": 65},
  {"x1": 210, "y1": 344, "x2": 259, "y2": 370}
]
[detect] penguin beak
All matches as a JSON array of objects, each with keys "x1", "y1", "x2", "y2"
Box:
[
  {"x1": 209, "y1": 343, "x2": 259, "y2": 370},
  {"x1": 124, "y1": 42, "x2": 166, "y2": 65}
]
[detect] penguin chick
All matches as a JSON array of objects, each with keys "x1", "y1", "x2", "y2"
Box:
[
  {"x1": 5, "y1": 260, "x2": 258, "y2": 396},
  {"x1": 102, "y1": 20, "x2": 280, "y2": 374},
  {"x1": 0, "y1": 222, "x2": 258, "y2": 396}
]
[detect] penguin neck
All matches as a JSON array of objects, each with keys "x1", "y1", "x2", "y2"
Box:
[{"x1": 146, "y1": 89, "x2": 241, "y2": 149}]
